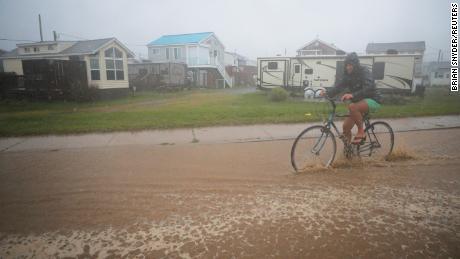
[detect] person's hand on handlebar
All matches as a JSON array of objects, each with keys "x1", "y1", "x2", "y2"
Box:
[
  {"x1": 319, "y1": 89, "x2": 326, "y2": 97},
  {"x1": 341, "y1": 93, "x2": 353, "y2": 101}
]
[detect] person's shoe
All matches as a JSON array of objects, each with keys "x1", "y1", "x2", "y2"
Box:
[{"x1": 351, "y1": 135, "x2": 366, "y2": 145}]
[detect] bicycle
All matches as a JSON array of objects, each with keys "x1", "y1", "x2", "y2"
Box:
[{"x1": 290, "y1": 96, "x2": 394, "y2": 172}]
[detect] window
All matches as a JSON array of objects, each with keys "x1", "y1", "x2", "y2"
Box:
[
  {"x1": 304, "y1": 68, "x2": 313, "y2": 75},
  {"x1": 372, "y1": 62, "x2": 385, "y2": 80},
  {"x1": 166, "y1": 48, "x2": 170, "y2": 60},
  {"x1": 24, "y1": 47, "x2": 30, "y2": 53},
  {"x1": 268, "y1": 62, "x2": 278, "y2": 70},
  {"x1": 48, "y1": 45, "x2": 54, "y2": 50},
  {"x1": 90, "y1": 57, "x2": 100, "y2": 80},
  {"x1": 174, "y1": 48, "x2": 181, "y2": 59},
  {"x1": 33, "y1": 47, "x2": 39, "y2": 52},
  {"x1": 152, "y1": 48, "x2": 160, "y2": 55},
  {"x1": 114, "y1": 48, "x2": 122, "y2": 58},
  {"x1": 294, "y1": 64, "x2": 300, "y2": 73},
  {"x1": 104, "y1": 47, "x2": 124, "y2": 80},
  {"x1": 435, "y1": 72, "x2": 444, "y2": 78}
]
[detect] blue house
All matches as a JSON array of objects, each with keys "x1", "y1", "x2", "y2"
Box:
[{"x1": 147, "y1": 32, "x2": 231, "y2": 87}]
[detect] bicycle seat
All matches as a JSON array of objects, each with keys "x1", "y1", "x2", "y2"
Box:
[{"x1": 363, "y1": 112, "x2": 370, "y2": 120}]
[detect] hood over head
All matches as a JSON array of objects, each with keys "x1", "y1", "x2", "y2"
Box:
[{"x1": 344, "y1": 52, "x2": 360, "y2": 71}]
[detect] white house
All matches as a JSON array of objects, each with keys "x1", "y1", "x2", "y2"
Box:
[
  {"x1": 147, "y1": 32, "x2": 231, "y2": 88},
  {"x1": 425, "y1": 61, "x2": 450, "y2": 86},
  {"x1": 225, "y1": 52, "x2": 256, "y2": 67},
  {"x1": 0, "y1": 38, "x2": 134, "y2": 94}
]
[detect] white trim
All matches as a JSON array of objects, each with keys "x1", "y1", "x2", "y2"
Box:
[
  {"x1": 185, "y1": 45, "x2": 188, "y2": 63},
  {"x1": 199, "y1": 33, "x2": 226, "y2": 50},
  {"x1": 147, "y1": 43, "x2": 200, "y2": 47},
  {"x1": 98, "y1": 38, "x2": 135, "y2": 58},
  {"x1": 104, "y1": 47, "x2": 124, "y2": 81},
  {"x1": 296, "y1": 39, "x2": 341, "y2": 52},
  {"x1": 89, "y1": 57, "x2": 100, "y2": 81},
  {"x1": 173, "y1": 47, "x2": 181, "y2": 59}
]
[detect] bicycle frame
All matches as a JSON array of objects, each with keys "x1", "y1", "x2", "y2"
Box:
[{"x1": 318, "y1": 97, "x2": 379, "y2": 157}]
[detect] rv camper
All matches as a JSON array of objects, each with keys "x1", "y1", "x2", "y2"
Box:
[{"x1": 257, "y1": 54, "x2": 419, "y2": 95}]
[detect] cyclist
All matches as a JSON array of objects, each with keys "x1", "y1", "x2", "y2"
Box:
[{"x1": 321, "y1": 52, "x2": 382, "y2": 144}]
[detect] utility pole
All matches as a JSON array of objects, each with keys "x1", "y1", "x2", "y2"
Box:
[
  {"x1": 437, "y1": 49, "x2": 441, "y2": 62},
  {"x1": 38, "y1": 14, "x2": 43, "y2": 42}
]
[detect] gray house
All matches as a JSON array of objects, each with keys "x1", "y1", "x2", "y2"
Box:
[
  {"x1": 0, "y1": 38, "x2": 134, "y2": 94},
  {"x1": 366, "y1": 41, "x2": 426, "y2": 55},
  {"x1": 147, "y1": 32, "x2": 231, "y2": 87}
]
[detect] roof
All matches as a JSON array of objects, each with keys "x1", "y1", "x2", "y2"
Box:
[
  {"x1": 225, "y1": 51, "x2": 248, "y2": 60},
  {"x1": 297, "y1": 38, "x2": 344, "y2": 52},
  {"x1": 17, "y1": 41, "x2": 75, "y2": 47},
  {"x1": 366, "y1": 41, "x2": 426, "y2": 53},
  {"x1": 1, "y1": 37, "x2": 134, "y2": 59},
  {"x1": 60, "y1": 38, "x2": 114, "y2": 55},
  {"x1": 148, "y1": 32, "x2": 214, "y2": 46},
  {"x1": 1, "y1": 48, "x2": 19, "y2": 58}
]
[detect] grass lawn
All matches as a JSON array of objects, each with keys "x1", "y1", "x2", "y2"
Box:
[{"x1": 0, "y1": 87, "x2": 459, "y2": 136}]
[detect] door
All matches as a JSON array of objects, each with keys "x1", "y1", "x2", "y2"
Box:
[
  {"x1": 199, "y1": 70, "x2": 207, "y2": 86},
  {"x1": 291, "y1": 63, "x2": 303, "y2": 87},
  {"x1": 259, "y1": 59, "x2": 288, "y2": 89}
]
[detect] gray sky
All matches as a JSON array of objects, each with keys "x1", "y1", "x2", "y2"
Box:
[{"x1": 0, "y1": 0, "x2": 451, "y2": 61}]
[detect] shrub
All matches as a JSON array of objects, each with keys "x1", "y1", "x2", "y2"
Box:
[
  {"x1": 68, "y1": 83, "x2": 99, "y2": 102},
  {"x1": 380, "y1": 94, "x2": 409, "y2": 105},
  {"x1": 269, "y1": 87, "x2": 288, "y2": 102}
]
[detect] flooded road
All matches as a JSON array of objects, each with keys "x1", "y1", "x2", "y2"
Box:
[{"x1": 1, "y1": 128, "x2": 459, "y2": 258}]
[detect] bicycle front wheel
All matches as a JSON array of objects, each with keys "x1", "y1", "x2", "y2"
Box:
[
  {"x1": 290, "y1": 125, "x2": 337, "y2": 172},
  {"x1": 359, "y1": 121, "x2": 394, "y2": 159}
]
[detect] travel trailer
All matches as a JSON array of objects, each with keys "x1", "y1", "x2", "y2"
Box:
[{"x1": 257, "y1": 54, "x2": 420, "y2": 94}]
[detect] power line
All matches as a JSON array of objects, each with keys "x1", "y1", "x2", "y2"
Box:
[
  {"x1": 0, "y1": 38, "x2": 36, "y2": 42},
  {"x1": 57, "y1": 32, "x2": 88, "y2": 40},
  {"x1": 426, "y1": 44, "x2": 448, "y2": 51}
]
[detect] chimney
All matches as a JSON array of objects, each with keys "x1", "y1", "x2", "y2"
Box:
[{"x1": 38, "y1": 14, "x2": 43, "y2": 42}]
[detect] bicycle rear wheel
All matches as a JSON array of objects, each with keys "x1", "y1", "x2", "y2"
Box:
[
  {"x1": 291, "y1": 125, "x2": 337, "y2": 172},
  {"x1": 359, "y1": 121, "x2": 394, "y2": 159}
]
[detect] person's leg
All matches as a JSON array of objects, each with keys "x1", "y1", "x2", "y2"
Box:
[
  {"x1": 349, "y1": 100, "x2": 369, "y2": 141},
  {"x1": 342, "y1": 116, "x2": 354, "y2": 143}
]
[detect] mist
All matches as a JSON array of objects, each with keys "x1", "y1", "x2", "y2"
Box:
[{"x1": 0, "y1": 0, "x2": 451, "y2": 61}]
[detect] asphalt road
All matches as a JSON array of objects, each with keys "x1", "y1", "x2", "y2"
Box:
[{"x1": 0, "y1": 128, "x2": 459, "y2": 258}]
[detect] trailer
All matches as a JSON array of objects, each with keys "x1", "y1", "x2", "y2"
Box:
[{"x1": 257, "y1": 54, "x2": 419, "y2": 95}]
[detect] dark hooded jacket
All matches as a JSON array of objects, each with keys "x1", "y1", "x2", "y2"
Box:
[{"x1": 327, "y1": 52, "x2": 381, "y2": 103}]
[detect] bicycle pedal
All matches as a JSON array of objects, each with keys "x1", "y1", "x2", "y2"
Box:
[{"x1": 352, "y1": 139, "x2": 366, "y2": 145}]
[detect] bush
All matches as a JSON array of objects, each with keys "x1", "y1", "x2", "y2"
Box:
[
  {"x1": 269, "y1": 87, "x2": 288, "y2": 102},
  {"x1": 68, "y1": 83, "x2": 99, "y2": 102},
  {"x1": 381, "y1": 94, "x2": 409, "y2": 105}
]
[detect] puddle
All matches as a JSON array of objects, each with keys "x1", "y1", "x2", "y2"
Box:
[{"x1": 1, "y1": 186, "x2": 458, "y2": 258}]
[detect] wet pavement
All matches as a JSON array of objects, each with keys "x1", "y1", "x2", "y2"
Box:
[
  {"x1": 0, "y1": 128, "x2": 460, "y2": 258},
  {"x1": 1, "y1": 115, "x2": 459, "y2": 152}
]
